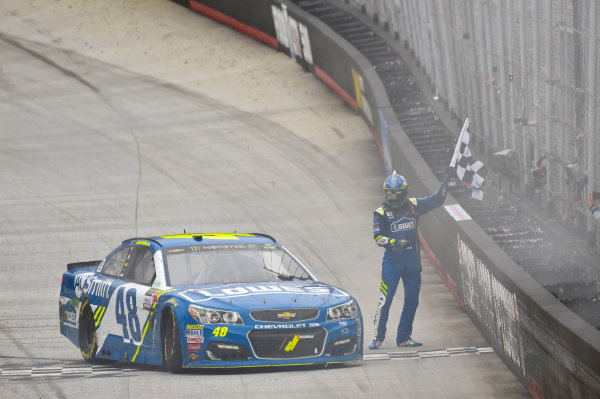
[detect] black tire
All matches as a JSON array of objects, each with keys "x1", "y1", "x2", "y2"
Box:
[
  {"x1": 79, "y1": 299, "x2": 98, "y2": 362},
  {"x1": 162, "y1": 309, "x2": 183, "y2": 372}
]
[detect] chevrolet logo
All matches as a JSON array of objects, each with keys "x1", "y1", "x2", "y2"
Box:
[{"x1": 277, "y1": 312, "x2": 296, "y2": 320}]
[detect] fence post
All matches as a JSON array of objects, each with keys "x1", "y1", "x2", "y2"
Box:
[
  {"x1": 496, "y1": 0, "x2": 510, "y2": 150},
  {"x1": 587, "y1": 0, "x2": 597, "y2": 243},
  {"x1": 519, "y1": 0, "x2": 530, "y2": 190},
  {"x1": 544, "y1": 0, "x2": 554, "y2": 212},
  {"x1": 483, "y1": 2, "x2": 499, "y2": 149},
  {"x1": 532, "y1": 0, "x2": 541, "y2": 187}
]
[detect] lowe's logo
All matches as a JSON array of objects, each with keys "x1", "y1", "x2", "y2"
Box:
[{"x1": 390, "y1": 218, "x2": 416, "y2": 232}]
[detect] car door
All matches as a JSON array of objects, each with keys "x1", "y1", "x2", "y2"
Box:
[
  {"x1": 120, "y1": 242, "x2": 158, "y2": 350},
  {"x1": 96, "y1": 242, "x2": 156, "y2": 353}
]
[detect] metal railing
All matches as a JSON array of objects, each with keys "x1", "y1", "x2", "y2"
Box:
[{"x1": 347, "y1": 0, "x2": 600, "y2": 245}]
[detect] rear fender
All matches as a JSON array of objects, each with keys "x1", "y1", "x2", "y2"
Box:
[{"x1": 59, "y1": 266, "x2": 99, "y2": 347}]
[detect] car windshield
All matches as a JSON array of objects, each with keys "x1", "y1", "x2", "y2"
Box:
[{"x1": 163, "y1": 243, "x2": 314, "y2": 286}]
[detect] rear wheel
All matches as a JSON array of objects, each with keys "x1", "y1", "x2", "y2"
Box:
[
  {"x1": 79, "y1": 299, "x2": 98, "y2": 362},
  {"x1": 162, "y1": 309, "x2": 182, "y2": 372}
]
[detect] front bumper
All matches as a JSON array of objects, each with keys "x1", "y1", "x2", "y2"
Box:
[{"x1": 181, "y1": 317, "x2": 363, "y2": 368}]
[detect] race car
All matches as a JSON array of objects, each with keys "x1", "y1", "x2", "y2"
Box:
[{"x1": 59, "y1": 233, "x2": 363, "y2": 371}]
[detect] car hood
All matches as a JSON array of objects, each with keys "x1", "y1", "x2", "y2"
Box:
[{"x1": 171, "y1": 281, "x2": 352, "y2": 310}]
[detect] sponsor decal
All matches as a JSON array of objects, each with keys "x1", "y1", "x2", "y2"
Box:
[
  {"x1": 187, "y1": 343, "x2": 202, "y2": 351},
  {"x1": 65, "y1": 310, "x2": 76, "y2": 324},
  {"x1": 390, "y1": 217, "x2": 416, "y2": 232},
  {"x1": 167, "y1": 248, "x2": 185, "y2": 254},
  {"x1": 143, "y1": 288, "x2": 162, "y2": 310},
  {"x1": 142, "y1": 298, "x2": 153, "y2": 310},
  {"x1": 186, "y1": 324, "x2": 204, "y2": 329},
  {"x1": 284, "y1": 335, "x2": 299, "y2": 352},
  {"x1": 144, "y1": 287, "x2": 162, "y2": 296},
  {"x1": 96, "y1": 260, "x2": 105, "y2": 273},
  {"x1": 386, "y1": 212, "x2": 394, "y2": 217},
  {"x1": 271, "y1": 6, "x2": 314, "y2": 64},
  {"x1": 458, "y1": 235, "x2": 522, "y2": 369},
  {"x1": 187, "y1": 337, "x2": 204, "y2": 343},
  {"x1": 165, "y1": 298, "x2": 178, "y2": 307},
  {"x1": 69, "y1": 298, "x2": 80, "y2": 309},
  {"x1": 255, "y1": 323, "x2": 307, "y2": 329},
  {"x1": 341, "y1": 327, "x2": 351, "y2": 334},
  {"x1": 185, "y1": 330, "x2": 204, "y2": 338},
  {"x1": 277, "y1": 312, "x2": 296, "y2": 320},
  {"x1": 351, "y1": 68, "x2": 373, "y2": 123},
  {"x1": 188, "y1": 351, "x2": 199, "y2": 361},
  {"x1": 181, "y1": 284, "x2": 346, "y2": 302},
  {"x1": 338, "y1": 321, "x2": 348, "y2": 326},
  {"x1": 74, "y1": 273, "x2": 111, "y2": 299}
]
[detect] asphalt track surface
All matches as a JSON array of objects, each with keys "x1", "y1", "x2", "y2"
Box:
[{"x1": 0, "y1": 1, "x2": 530, "y2": 398}]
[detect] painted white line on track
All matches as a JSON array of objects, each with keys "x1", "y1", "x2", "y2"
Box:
[
  {"x1": 364, "y1": 346, "x2": 495, "y2": 361},
  {"x1": 0, "y1": 347, "x2": 495, "y2": 379}
]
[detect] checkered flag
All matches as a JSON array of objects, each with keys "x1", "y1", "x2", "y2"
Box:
[{"x1": 450, "y1": 118, "x2": 487, "y2": 200}]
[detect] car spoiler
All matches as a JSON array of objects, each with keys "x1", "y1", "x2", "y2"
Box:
[{"x1": 67, "y1": 260, "x2": 102, "y2": 271}]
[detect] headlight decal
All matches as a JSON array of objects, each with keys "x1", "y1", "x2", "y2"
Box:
[
  {"x1": 326, "y1": 299, "x2": 359, "y2": 321},
  {"x1": 189, "y1": 304, "x2": 243, "y2": 325}
]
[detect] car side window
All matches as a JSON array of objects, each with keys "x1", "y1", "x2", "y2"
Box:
[
  {"x1": 122, "y1": 245, "x2": 155, "y2": 286},
  {"x1": 102, "y1": 246, "x2": 130, "y2": 277}
]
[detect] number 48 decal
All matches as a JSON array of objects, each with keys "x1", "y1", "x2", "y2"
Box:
[
  {"x1": 115, "y1": 286, "x2": 141, "y2": 343},
  {"x1": 212, "y1": 326, "x2": 228, "y2": 337}
]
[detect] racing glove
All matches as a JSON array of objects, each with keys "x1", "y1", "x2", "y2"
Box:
[
  {"x1": 376, "y1": 236, "x2": 412, "y2": 251},
  {"x1": 389, "y1": 239, "x2": 412, "y2": 251},
  {"x1": 443, "y1": 166, "x2": 456, "y2": 182}
]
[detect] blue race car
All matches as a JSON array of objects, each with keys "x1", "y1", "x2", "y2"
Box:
[{"x1": 59, "y1": 233, "x2": 363, "y2": 371}]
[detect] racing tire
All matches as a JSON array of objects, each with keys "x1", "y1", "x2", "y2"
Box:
[
  {"x1": 162, "y1": 309, "x2": 183, "y2": 373},
  {"x1": 79, "y1": 299, "x2": 98, "y2": 362}
]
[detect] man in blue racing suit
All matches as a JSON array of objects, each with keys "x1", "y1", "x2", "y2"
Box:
[{"x1": 369, "y1": 168, "x2": 452, "y2": 349}]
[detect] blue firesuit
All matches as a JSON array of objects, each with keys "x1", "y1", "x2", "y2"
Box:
[{"x1": 372, "y1": 178, "x2": 448, "y2": 344}]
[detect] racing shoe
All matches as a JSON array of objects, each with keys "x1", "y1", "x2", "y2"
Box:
[
  {"x1": 397, "y1": 338, "x2": 422, "y2": 347},
  {"x1": 368, "y1": 339, "x2": 383, "y2": 350}
]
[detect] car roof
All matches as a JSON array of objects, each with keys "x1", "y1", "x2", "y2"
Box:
[{"x1": 122, "y1": 233, "x2": 277, "y2": 249}]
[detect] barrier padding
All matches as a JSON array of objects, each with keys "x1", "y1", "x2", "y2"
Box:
[{"x1": 170, "y1": 1, "x2": 600, "y2": 397}]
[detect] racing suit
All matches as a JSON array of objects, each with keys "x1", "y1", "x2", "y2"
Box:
[{"x1": 372, "y1": 177, "x2": 448, "y2": 344}]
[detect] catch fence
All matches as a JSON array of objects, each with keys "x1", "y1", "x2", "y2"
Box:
[{"x1": 348, "y1": 0, "x2": 600, "y2": 242}]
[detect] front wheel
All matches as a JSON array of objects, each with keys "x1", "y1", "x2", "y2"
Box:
[
  {"x1": 162, "y1": 309, "x2": 182, "y2": 372},
  {"x1": 79, "y1": 299, "x2": 98, "y2": 362}
]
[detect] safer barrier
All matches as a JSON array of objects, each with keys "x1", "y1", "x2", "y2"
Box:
[{"x1": 170, "y1": 1, "x2": 600, "y2": 398}]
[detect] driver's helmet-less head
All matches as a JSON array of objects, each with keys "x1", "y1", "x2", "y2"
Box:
[{"x1": 383, "y1": 171, "x2": 408, "y2": 208}]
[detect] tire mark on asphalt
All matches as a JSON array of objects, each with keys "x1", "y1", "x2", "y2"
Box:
[{"x1": 0, "y1": 33, "x2": 144, "y2": 236}]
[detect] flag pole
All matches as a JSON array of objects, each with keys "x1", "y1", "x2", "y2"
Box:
[{"x1": 450, "y1": 118, "x2": 469, "y2": 167}]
